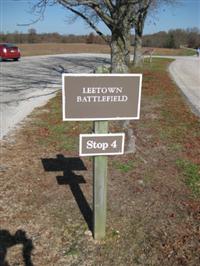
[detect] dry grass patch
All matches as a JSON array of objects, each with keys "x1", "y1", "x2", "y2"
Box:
[
  {"x1": 18, "y1": 43, "x2": 195, "y2": 57},
  {"x1": 18, "y1": 43, "x2": 111, "y2": 57}
]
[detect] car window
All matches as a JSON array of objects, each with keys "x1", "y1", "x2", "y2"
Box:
[{"x1": 5, "y1": 43, "x2": 16, "y2": 48}]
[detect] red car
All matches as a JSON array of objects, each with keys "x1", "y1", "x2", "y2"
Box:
[{"x1": 0, "y1": 43, "x2": 21, "y2": 61}]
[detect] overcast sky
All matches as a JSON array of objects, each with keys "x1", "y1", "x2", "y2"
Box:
[{"x1": 1, "y1": 0, "x2": 200, "y2": 35}]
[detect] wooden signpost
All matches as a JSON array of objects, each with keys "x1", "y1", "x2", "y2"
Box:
[
  {"x1": 62, "y1": 73, "x2": 142, "y2": 240},
  {"x1": 93, "y1": 121, "x2": 108, "y2": 240}
]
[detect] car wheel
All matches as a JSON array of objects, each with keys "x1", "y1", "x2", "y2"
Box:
[{"x1": 14, "y1": 58, "x2": 19, "y2": 61}]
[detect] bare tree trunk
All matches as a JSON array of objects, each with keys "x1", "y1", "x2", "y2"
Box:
[
  {"x1": 110, "y1": 28, "x2": 131, "y2": 73},
  {"x1": 133, "y1": 3, "x2": 149, "y2": 67},
  {"x1": 133, "y1": 29, "x2": 143, "y2": 67},
  {"x1": 110, "y1": 29, "x2": 136, "y2": 153}
]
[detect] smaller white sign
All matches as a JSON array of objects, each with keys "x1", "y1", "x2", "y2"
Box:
[{"x1": 79, "y1": 133, "x2": 125, "y2": 156}]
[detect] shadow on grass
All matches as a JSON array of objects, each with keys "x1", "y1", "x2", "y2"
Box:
[
  {"x1": 41, "y1": 154, "x2": 93, "y2": 231},
  {"x1": 0, "y1": 229, "x2": 34, "y2": 266}
]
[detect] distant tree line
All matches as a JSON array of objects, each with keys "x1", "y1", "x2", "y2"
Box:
[
  {"x1": 0, "y1": 28, "x2": 106, "y2": 45},
  {"x1": 0, "y1": 27, "x2": 199, "y2": 49},
  {"x1": 142, "y1": 28, "x2": 200, "y2": 48},
  {"x1": 0, "y1": 28, "x2": 87, "y2": 44}
]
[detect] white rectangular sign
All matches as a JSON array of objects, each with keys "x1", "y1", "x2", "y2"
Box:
[{"x1": 79, "y1": 133, "x2": 125, "y2": 156}]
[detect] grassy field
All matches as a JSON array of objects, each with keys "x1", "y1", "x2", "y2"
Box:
[
  {"x1": 1, "y1": 58, "x2": 199, "y2": 265},
  {"x1": 18, "y1": 42, "x2": 196, "y2": 57}
]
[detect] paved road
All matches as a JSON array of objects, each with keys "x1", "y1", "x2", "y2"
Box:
[
  {"x1": 168, "y1": 56, "x2": 200, "y2": 116},
  {"x1": 0, "y1": 54, "x2": 199, "y2": 140},
  {"x1": 0, "y1": 54, "x2": 110, "y2": 139}
]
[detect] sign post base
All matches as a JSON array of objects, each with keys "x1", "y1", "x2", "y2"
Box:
[{"x1": 93, "y1": 121, "x2": 108, "y2": 240}]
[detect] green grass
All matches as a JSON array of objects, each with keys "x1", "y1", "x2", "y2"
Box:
[
  {"x1": 176, "y1": 159, "x2": 200, "y2": 197},
  {"x1": 113, "y1": 160, "x2": 135, "y2": 173},
  {"x1": 180, "y1": 48, "x2": 196, "y2": 56},
  {"x1": 169, "y1": 143, "x2": 183, "y2": 152},
  {"x1": 130, "y1": 57, "x2": 173, "y2": 73},
  {"x1": 153, "y1": 48, "x2": 196, "y2": 56},
  {"x1": 32, "y1": 98, "x2": 92, "y2": 151}
]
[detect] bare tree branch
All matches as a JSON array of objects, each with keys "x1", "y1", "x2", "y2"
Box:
[
  {"x1": 59, "y1": 3, "x2": 109, "y2": 43},
  {"x1": 103, "y1": 0, "x2": 114, "y2": 12},
  {"x1": 17, "y1": 0, "x2": 47, "y2": 26}
]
